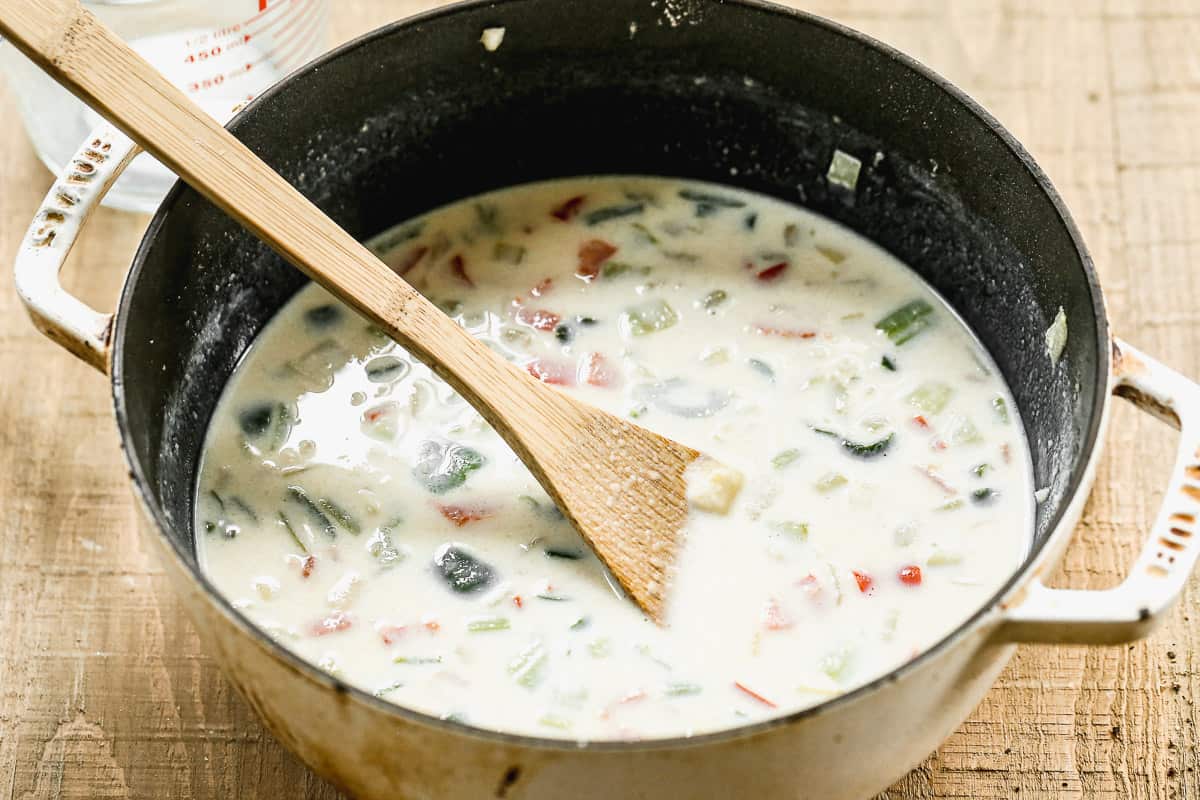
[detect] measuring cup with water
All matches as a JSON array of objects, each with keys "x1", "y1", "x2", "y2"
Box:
[{"x1": 2, "y1": 0, "x2": 330, "y2": 212}]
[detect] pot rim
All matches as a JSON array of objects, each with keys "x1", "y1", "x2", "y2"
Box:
[{"x1": 110, "y1": 0, "x2": 1111, "y2": 753}]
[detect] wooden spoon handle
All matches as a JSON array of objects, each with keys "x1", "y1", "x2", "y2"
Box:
[{"x1": 0, "y1": 0, "x2": 544, "y2": 432}]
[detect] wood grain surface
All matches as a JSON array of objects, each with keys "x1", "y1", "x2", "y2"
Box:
[{"x1": 1, "y1": 0, "x2": 1196, "y2": 797}]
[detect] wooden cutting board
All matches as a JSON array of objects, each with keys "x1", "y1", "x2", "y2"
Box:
[{"x1": 0, "y1": 1, "x2": 1196, "y2": 797}]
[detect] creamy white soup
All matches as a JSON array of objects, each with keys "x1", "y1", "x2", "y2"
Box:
[{"x1": 195, "y1": 176, "x2": 1033, "y2": 741}]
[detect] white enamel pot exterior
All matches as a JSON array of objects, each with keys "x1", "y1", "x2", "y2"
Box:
[{"x1": 12, "y1": 3, "x2": 1200, "y2": 798}]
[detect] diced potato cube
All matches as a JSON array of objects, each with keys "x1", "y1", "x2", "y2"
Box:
[{"x1": 686, "y1": 458, "x2": 744, "y2": 514}]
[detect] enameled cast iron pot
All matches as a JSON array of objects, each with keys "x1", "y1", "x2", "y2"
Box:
[{"x1": 14, "y1": 1, "x2": 1200, "y2": 797}]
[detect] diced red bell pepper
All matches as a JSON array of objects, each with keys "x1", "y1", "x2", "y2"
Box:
[
  {"x1": 898, "y1": 565, "x2": 923, "y2": 586},
  {"x1": 577, "y1": 239, "x2": 618, "y2": 280},
  {"x1": 551, "y1": 195, "x2": 585, "y2": 221},
  {"x1": 530, "y1": 277, "x2": 554, "y2": 297},
  {"x1": 310, "y1": 611, "x2": 353, "y2": 636},
  {"x1": 852, "y1": 570, "x2": 874, "y2": 594},
  {"x1": 753, "y1": 323, "x2": 817, "y2": 340},
  {"x1": 755, "y1": 262, "x2": 789, "y2": 282},
  {"x1": 578, "y1": 352, "x2": 619, "y2": 387},
  {"x1": 526, "y1": 358, "x2": 576, "y2": 386},
  {"x1": 763, "y1": 597, "x2": 793, "y2": 630},
  {"x1": 300, "y1": 554, "x2": 316, "y2": 578},
  {"x1": 437, "y1": 504, "x2": 492, "y2": 527},
  {"x1": 515, "y1": 306, "x2": 562, "y2": 332},
  {"x1": 449, "y1": 254, "x2": 474, "y2": 287}
]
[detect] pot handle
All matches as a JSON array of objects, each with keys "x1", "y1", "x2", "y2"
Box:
[
  {"x1": 13, "y1": 123, "x2": 140, "y2": 374},
  {"x1": 999, "y1": 338, "x2": 1200, "y2": 644}
]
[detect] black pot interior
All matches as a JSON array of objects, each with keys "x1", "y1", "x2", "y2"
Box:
[{"x1": 115, "y1": 0, "x2": 1106, "y2": 656}]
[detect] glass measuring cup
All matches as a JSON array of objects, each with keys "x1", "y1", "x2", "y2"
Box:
[{"x1": 2, "y1": 0, "x2": 330, "y2": 212}]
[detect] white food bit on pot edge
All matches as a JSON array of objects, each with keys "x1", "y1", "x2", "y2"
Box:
[
  {"x1": 1034, "y1": 487, "x2": 1050, "y2": 503},
  {"x1": 1046, "y1": 306, "x2": 1068, "y2": 365},
  {"x1": 827, "y1": 149, "x2": 862, "y2": 191},
  {"x1": 685, "y1": 457, "x2": 745, "y2": 514},
  {"x1": 480, "y1": 27, "x2": 506, "y2": 51}
]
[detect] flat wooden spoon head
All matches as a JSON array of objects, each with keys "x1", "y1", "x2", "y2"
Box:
[{"x1": 0, "y1": 0, "x2": 726, "y2": 622}]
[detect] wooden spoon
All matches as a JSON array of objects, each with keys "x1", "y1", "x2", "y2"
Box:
[{"x1": 0, "y1": 0, "x2": 740, "y2": 621}]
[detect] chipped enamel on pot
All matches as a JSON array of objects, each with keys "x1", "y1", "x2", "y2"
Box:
[{"x1": 13, "y1": 1, "x2": 1200, "y2": 797}]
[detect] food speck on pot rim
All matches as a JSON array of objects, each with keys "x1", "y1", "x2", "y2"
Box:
[{"x1": 194, "y1": 176, "x2": 1033, "y2": 740}]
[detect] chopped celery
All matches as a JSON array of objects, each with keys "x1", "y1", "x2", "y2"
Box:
[
  {"x1": 569, "y1": 616, "x2": 590, "y2": 630},
  {"x1": 973, "y1": 463, "x2": 991, "y2": 478},
  {"x1": 622, "y1": 299, "x2": 679, "y2": 336},
  {"x1": 992, "y1": 395, "x2": 1010, "y2": 424},
  {"x1": 508, "y1": 641, "x2": 548, "y2": 688},
  {"x1": 664, "y1": 682, "x2": 703, "y2": 697},
  {"x1": 748, "y1": 358, "x2": 775, "y2": 382},
  {"x1": 816, "y1": 473, "x2": 848, "y2": 493},
  {"x1": 928, "y1": 548, "x2": 962, "y2": 566},
  {"x1": 935, "y1": 499, "x2": 965, "y2": 512},
  {"x1": 815, "y1": 245, "x2": 846, "y2": 264},
  {"x1": 949, "y1": 417, "x2": 983, "y2": 445},
  {"x1": 773, "y1": 521, "x2": 810, "y2": 539},
  {"x1": 876, "y1": 300, "x2": 934, "y2": 345},
  {"x1": 907, "y1": 382, "x2": 952, "y2": 414},
  {"x1": 538, "y1": 714, "x2": 573, "y2": 731},
  {"x1": 493, "y1": 241, "x2": 525, "y2": 265},
  {"x1": 771, "y1": 449, "x2": 801, "y2": 470},
  {"x1": 393, "y1": 655, "x2": 443, "y2": 664},
  {"x1": 588, "y1": 638, "x2": 611, "y2": 658},
  {"x1": 820, "y1": 645, "x2": 853, "y2": 679},
  {"x1": 700, "y1": 289, "x2": 728, "y2": 310},
  {"x1": 466, "y1": 616, "x2": 510, "y2": 632}
]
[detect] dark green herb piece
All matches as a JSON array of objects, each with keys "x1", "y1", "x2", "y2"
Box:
[
  {"x1": 434, "y1": 544, "x2": 495, "y2": 593},
  {"x1": 278, "y1": 510, "x2": 309, "y2": 553},
  {"x1": 373, "y1": 679, "x2": 405, "y2": 697},
  {"x1": 631, "y1": 222, "x2": 659, "y2": 244},
  {"x1": 584, "y1": 202, "x2": 644, "y2": 226},
  {"x1": 842, "y1": 433, "x2": 894, "y2": 458},
  {"x1": 365, "y1": 356, "x2": 407, "y2": 383},
  {"x1": 208, "y1": 490, "x2": 226, "y2": 511},
  {"x1": 810, "y1": 425, "x2": 840, "y2": 439},
  {"x1": 413, "y1": 440, "x2": 486, "y2": 494},
  {"x1": 238, "y1": 402, "x2": 287, "y2": 440},
  {"x1": 881, "y1": 355, "x2": 897, "y2": 372},
  {"x1": 231, "y1": 496, "x2": 259, "y2": 523},
  {"x1": 678, "y1": 189, "x2": 746, "y2": 208},
  {"x1": 569, "y1": 616, "x2": 590, "y2": 630},
  {"x1": 474, "y1": 202, "x2": 500, "y2": 232},
  {"x1": 744, "y1": 212, "x2": 758, "y2": 230},
  {"x1": 576, "y1": 316, "x2": 599, "y2": 326},
  {"x1": 287, "y1": 485, "x2": 336, "y2": 539},
  {"x1": 876, "y1": 300, "x2": 934, "y2": 345},
  {"x1": 536, "y1": 592, "x2": 570, "y2": 602},
  {"x1": 748, "y1": 358, "x2": 775, "y2": 382},
  {"x1": 318, "y1": 497, "x2": 360, "y2": 535},
  {"x1": 303, "y1": 304, "x2": 342, "y2": 330},
  {"x1": 664, "y1": 682, "x2": 703, "y2": 697},
  {"x1": 971, "y1": 488, "x2": 997, "y2": 504},
  {"x1": 554, "y1": 324, "x2": 573, "y2": 344},
  {"x1": 973, "y1": 463, "x2": 991, "y2": 478},
  {"x1": 661, "y1": 250, "x2": 700, "y2": 263},
  {"x1": 545, "y1": 547, "x2": 584, "y2": 560},
  {"x1": 601, "y1": 261, "x2": 652, "y2": 279}
]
